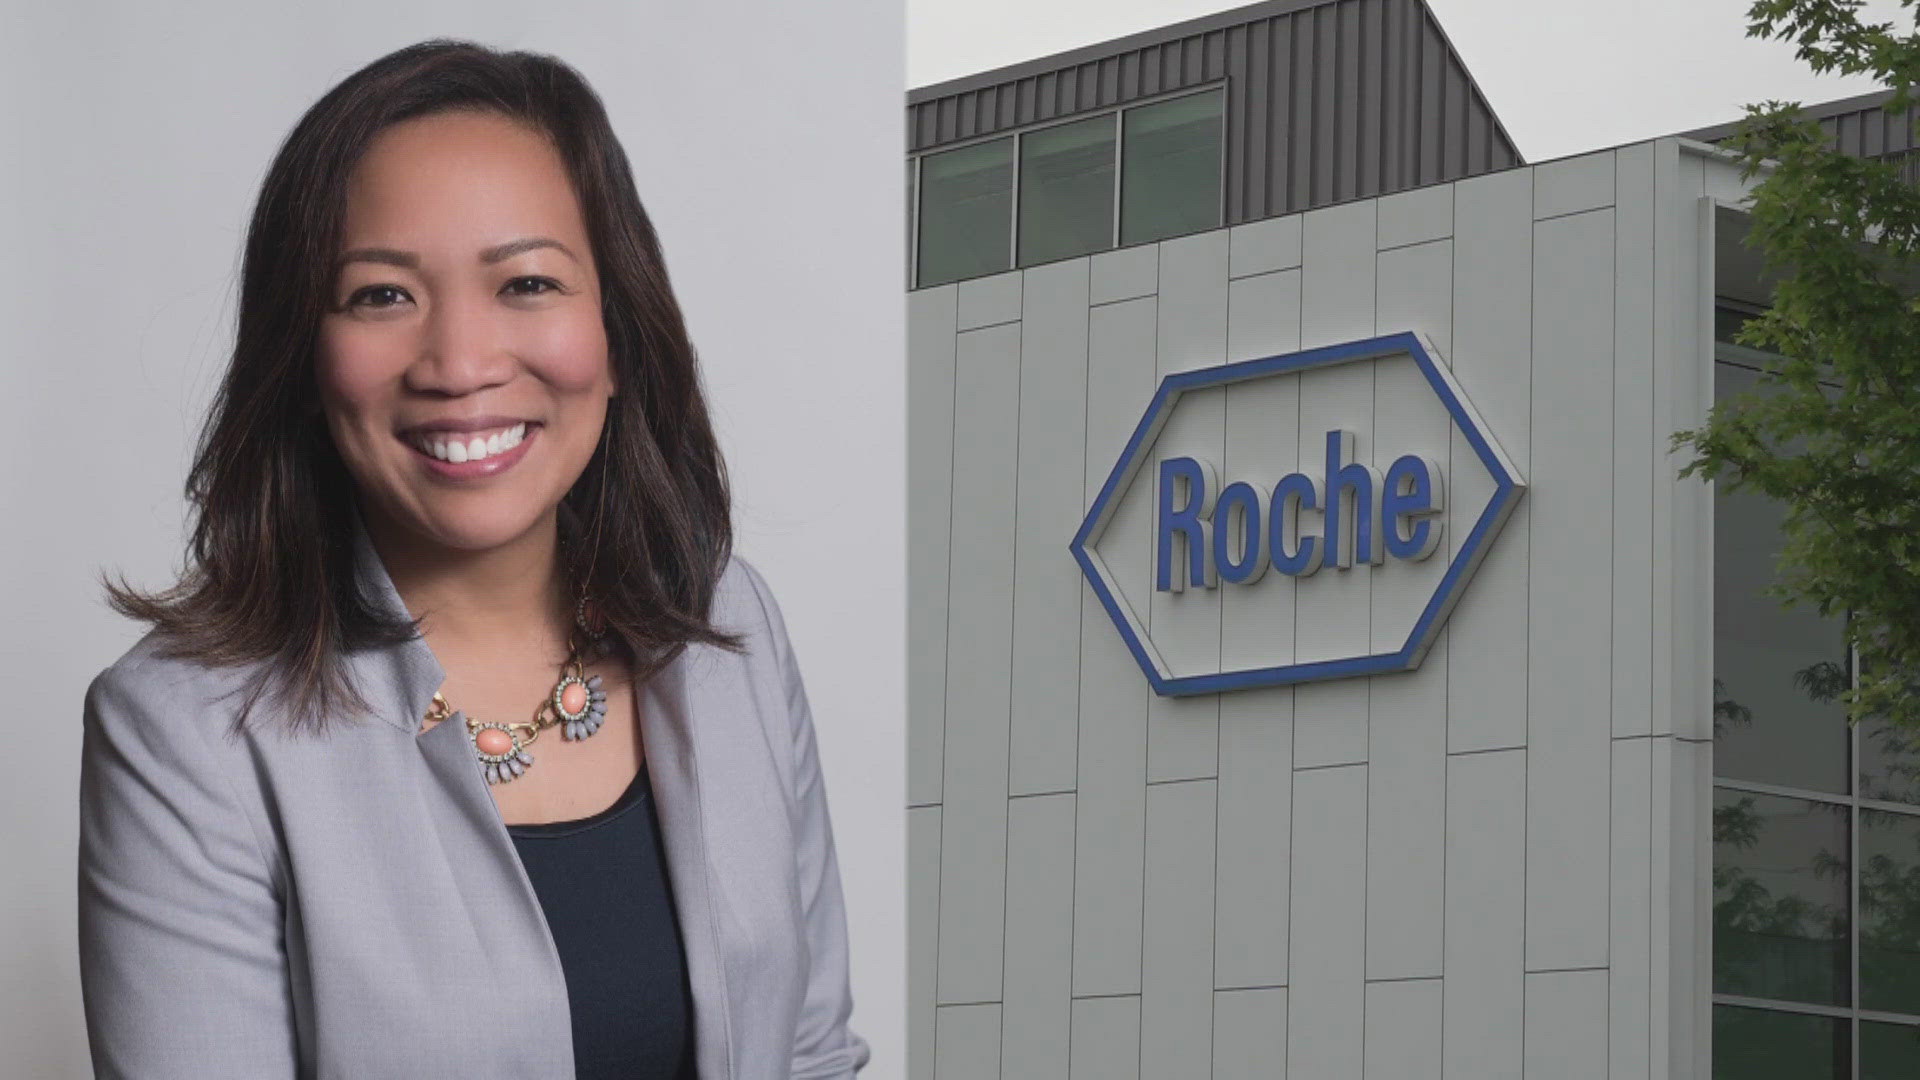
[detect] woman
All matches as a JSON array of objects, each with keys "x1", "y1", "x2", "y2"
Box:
[{"x1": 77, "y1": 39, "x2": 869, "y2": 1079}]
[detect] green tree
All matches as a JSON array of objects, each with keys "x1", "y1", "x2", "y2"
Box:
[{"x1": 1675, "y1": 0, "x2": 1920, "y2": 730}]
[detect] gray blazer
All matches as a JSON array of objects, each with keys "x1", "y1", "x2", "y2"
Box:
[{"x1": 77, "y1": 513, "x2": 871, "y2": 1079}]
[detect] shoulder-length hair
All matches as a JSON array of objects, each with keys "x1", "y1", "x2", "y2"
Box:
[{"x1": 103, "y1": 38, "x2": 742, "y2": 738}]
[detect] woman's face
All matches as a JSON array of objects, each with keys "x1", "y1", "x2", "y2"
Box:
[{"x1": 317, "y1": 109, "x2": 613, "y2": 556}]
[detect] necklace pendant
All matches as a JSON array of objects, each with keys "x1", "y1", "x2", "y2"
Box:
[
  {"x1": 465, "y1": 714, "x2": 534, "y2": 784},
  {"x1": 553, "y1": 673, "x2": 608, "y2": 741}
]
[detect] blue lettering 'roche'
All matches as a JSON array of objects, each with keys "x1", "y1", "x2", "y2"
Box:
[{"x1": 1155, "y1": 430, "x2": 1445, "y2": 592}]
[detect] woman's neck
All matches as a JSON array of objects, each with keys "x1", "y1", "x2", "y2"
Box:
[{"x1": 361, "y1": 501, "x2": 574, "y2": 663}]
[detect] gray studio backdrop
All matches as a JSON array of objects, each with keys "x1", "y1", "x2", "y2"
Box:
[{"x1": 0, "y1": 2, "x2": 905, "y2": 1075}]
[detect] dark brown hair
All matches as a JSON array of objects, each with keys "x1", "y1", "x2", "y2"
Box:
[{"x1": 102, "y1": 39, "x2": 742, "y2": 738}]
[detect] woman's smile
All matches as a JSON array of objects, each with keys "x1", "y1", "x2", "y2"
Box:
[{"x1": 400, "y1": 420, "x2": 542, "y2": 479}]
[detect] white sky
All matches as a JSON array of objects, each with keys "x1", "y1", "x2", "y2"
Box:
[{"x1": 908, "y1": 0, "x2": 1915, "y2": 162}]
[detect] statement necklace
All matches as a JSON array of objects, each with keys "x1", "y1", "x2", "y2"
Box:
[{"x1": 423, "y1": 594, "x2": 611, "y2": 786}]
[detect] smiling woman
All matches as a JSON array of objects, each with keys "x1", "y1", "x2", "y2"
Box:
[{"x1": 77, "y1": 39, "x2": 869, "y2": 1080}]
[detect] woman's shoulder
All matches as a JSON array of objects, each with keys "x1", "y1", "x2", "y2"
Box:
[
  {"x1": 703, "y1": 553, "x2": 807, "y2": 705},
  {"x1": 82, "y1": 627, "x2": 267, "y2": 745},
  {"x1": 711, "y1": 552, "x2": 790, "y2": 644}
]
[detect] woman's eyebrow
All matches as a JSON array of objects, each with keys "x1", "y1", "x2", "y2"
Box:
[
  {"x1": 479, "y1": 236, "x2": 579, "y2": 265},
  {"x1": 337, "y1": 247, "x2": 418, "y2": 270},
  {"x1": 335, "y1": 236, "x2": 580, "y2": 271}
]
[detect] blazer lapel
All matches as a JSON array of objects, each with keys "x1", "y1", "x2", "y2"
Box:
[
  {"x1": 341, "y1": 508, "x2": 577, "y2": 1073},
  {"x1": 345, "y1": 505, "x2": 736, "y2": 1077},
  {"x1": 640, "y1": 650, "x2": 734, "y2": 1080}
]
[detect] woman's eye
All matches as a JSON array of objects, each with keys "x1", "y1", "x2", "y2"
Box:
[
  {"x1": 347, "y1": 284, "x2": 411, "y2": 309},
  {"x1": 503, "y1": 276, "x2": 561, "y2": 297}
]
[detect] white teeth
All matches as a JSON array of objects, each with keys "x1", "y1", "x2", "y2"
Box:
[{"x1": 412, "y1": 422, "x2": 527, "y2": 464}]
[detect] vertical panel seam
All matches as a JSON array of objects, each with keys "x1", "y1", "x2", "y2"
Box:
[
  {"x1": 1521, "y1": 170, "x2": 1536, "y2": 1077},
  {"x1": 1360, "y1": 190, "x2": 1378, "y2": 1077},
  {"x1": 1135, "y1": 258, "x2": 1161, "y2": 1080},
  {"x1": 934, "y1": 295, "x2": 961, "y2": 1020},
  {"x1": 1438, "y1": 176, "x2": 1458, "y2": 1075},
  {"x1": 1069, "y1": 284, "x2": 1093, "y2": 1076},
  {"x1": 1608, "y1": 191, "x2": 1621, "y2": 1041}
]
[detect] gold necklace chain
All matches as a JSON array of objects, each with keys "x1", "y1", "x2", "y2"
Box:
[{"x1": 421, "y1": 628, "x2": 590, "y2": 749}]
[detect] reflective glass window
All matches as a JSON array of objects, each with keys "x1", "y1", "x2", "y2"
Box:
[
  {"x1": 1860, "y1": 717, "x2": 1920, "y2": 805},
  {"x1": 1712, "y1": 362, "x2": 1850, "y2": 794},
  {"x1": 1712, "y1": 789, "x2": 1850, "y2": 1006},
  {"x1": 1017, "y1": 114, "x2": 1116, "y2": 266},
  {"x1": 1863, "y1": 1020, "x2": 1920, "y2": 1080},
  {"x1": 1713, "y1": 1005, "x2": 1847, "y2": 1079},
  {"x1": 1119, "y1": 89, "x2": 1223, "y2": 246},
  {"x1": 1715, "y1": 305, "x2": 1759, "y2": 346},
  {"x1": 916, "y1": 138, "x2": 1014, "y2": 287},
  {"x1": 1861, "y1": 809, "x2": 1920, "y2": 1015}
]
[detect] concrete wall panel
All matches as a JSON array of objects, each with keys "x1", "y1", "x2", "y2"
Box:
[
  {"x1": 1287, "y1": 763, "x2": 1367, "y2": 1079},
  {"x1": 909, "y1": 286, "x2": 957, "y2": 807},
  {"x1": 1148, "y1": 232, "x2": 1230, "y2": 782},
  {"x1": 1212, "y1": 987, "x2": 1288, "y2": 1080},
  {"x1": 936, "y1": 1003, "x2": 1003, "y2": 1079},
  {"x1": 1524, "y1": 970, "x2": 1608, "y2": 1080},
  {"x1": 937, "y1": 323, "x2": 1023, "y2": 1004},
  {"x1": 1442, "y1": 747, "x2": 1526, "y2": 1080},
  {"x1": 1214, "y1": 686, "x2": 1293, "y2": 989},
  {"x1": 1070, "y1": 996, "x2": 1141, "y2": 1080},
  {"x1": 1141, "y1": 780, "x2": 1219, "y2": 1078},
  {"x1": 1534, "y1": 148, "x2": 1617, "y2": 220},
  {"x1": 1011, "y1": 262, "x2": 1091, "y2": 796},
  {"x1": 1524, "y1": 208, "x2": 1616, "y2": 974},
  {"x1": 1363, "y1": 979, "x2": 1443, "y2": 1080},
  {"x1": 911, "y1": 806, "x2": 942, "y2": 1080},
  {"x1": 1073, "y1": 298, "x2": 1158, "y2": 997},
  {"x1": 1445, "y1": 164, "x2": 1532, "y2": 755},
  {"x1": 1003, "y1": 794, "x2": 1077, "y2": 1078}
]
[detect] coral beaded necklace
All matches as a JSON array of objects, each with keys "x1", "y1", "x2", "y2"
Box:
[{"x1": 422, "y1": 593, "x2": 611, "y2": 786}]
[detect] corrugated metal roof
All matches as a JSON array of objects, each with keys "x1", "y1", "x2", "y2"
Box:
[
  {"x1": 1677, "y1": 86, "x2": 1918, "y2": 154},
  {"x1": 907, "y1": 0, "x2": 1524, "y2": 224},
  {"x1": 1678, "y1": 87, "x2": 1920, "y2": 188}
]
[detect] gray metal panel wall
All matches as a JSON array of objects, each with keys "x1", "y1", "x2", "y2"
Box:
[
  {"x1": 907, "y1": 0, "x2": 1523, "y2": 225},
  {"x1": 1679, "y1": 87, "x2": 1920, "y2": 162}
]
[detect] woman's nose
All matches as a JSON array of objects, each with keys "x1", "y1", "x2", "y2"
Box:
[{"x1": 406, "y1": 292, "x2": 515, "y2": 396}]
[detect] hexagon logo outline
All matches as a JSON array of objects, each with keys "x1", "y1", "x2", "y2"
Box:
[{"x1": 1068, "y1": 330, "x2": 1528, "y2": 697}]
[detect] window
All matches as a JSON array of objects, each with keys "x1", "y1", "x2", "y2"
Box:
[
  {"x1": 907, "y1": 85, "x2": 1225, "y2": 287},
  {"x1": 1018, "y1": 113, "x2": 1116, "y2": 266},
  {"x1": 1121, "y1": 87, "x2": 1225, "y2": 246},
  {"x1": 1711, "y1": 304, "x2": 1920, "y2": 1077},
  {"x1": 916, "y1": 137, "x2": 1014, "y2": 288}
]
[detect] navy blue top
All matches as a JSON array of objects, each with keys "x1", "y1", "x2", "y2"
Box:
[{"x1": 506, "y1": 767, "x2": 697, "y2": 1080}]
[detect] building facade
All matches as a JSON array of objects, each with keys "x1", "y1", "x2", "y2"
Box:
[{"x1": 908, "y1": 2, "x2": 1920, "y2": 1076}]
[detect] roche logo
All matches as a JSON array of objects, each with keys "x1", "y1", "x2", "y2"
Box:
[{"x1": 1069, "y1": 331, "x2": 1526, "y2": 696}]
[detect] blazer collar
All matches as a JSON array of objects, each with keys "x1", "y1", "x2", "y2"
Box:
[{"x1": 345, "y1": 505, "x2": 447, "y2": 734}]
